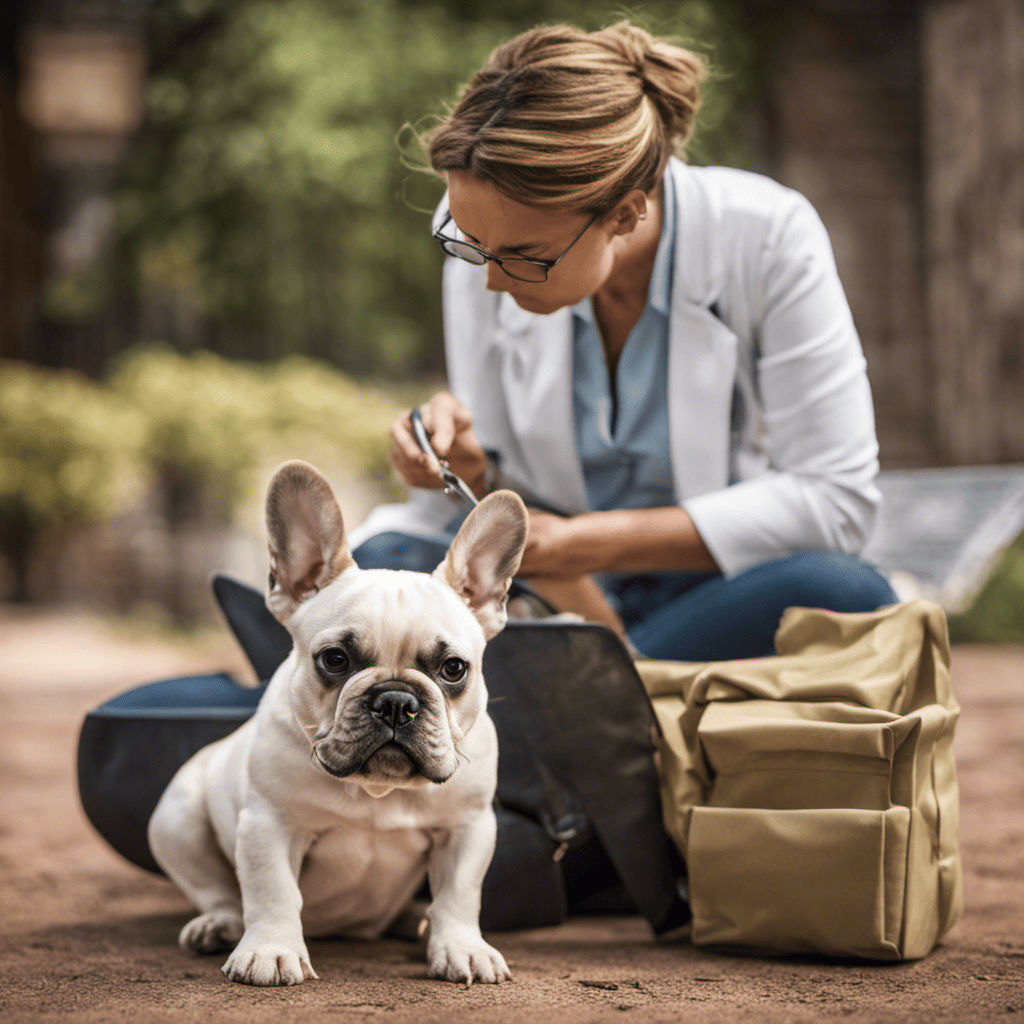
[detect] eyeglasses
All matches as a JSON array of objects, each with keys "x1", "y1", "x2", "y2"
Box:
[{"x1": 432, "y1": 210, "x2": 599, "y2": 283}]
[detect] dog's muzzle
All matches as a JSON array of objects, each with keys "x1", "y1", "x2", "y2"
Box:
[{"x1": 312, "y1": 681, "x2": 457, "y2": 784}]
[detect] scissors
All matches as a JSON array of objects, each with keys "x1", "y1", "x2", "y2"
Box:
[
  {"x1": 409, "y1": 407, "x2": 559, "y2": 617},
  {"x1": 410, "y1": 408, "x2": 480, "y2": 507}
]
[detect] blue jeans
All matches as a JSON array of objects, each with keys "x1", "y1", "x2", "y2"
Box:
[{"x1": 352, "y1": 532, "x2": 897, "y2": 662}]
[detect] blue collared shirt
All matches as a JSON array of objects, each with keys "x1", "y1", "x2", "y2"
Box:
[{"x1": 571, "y1": 167, "x2": 676, "y2": 512}]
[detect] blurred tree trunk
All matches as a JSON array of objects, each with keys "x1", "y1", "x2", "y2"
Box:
[
  {"x1": 0, "y1": 80, "x2": 44, "y2": 362},
  {"x1": 0, "y1": 505, "x2": 38, "y2": 603},
  {"x1": 923, "y1": 0, "x2": 1024, "y2": 464},
  {"x1": 754, "y1": 3, "x2": 933, "y2": 468}
]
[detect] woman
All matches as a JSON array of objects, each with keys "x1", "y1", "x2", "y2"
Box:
[{"x1": 349, "y1": 20, "x2": 896, "y2": 661}]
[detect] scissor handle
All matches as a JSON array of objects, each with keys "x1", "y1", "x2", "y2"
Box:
[{"x1": 409, "y1": 407, "x2": 434, "y2": 458}]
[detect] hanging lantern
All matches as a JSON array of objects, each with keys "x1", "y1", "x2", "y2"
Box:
[{"x1": 18, "y1": 29, "x2": 145, "y2": 152}]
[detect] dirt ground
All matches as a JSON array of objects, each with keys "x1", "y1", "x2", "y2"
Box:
[{"x1": 0, "y1": 606, "x2": 1022, "y2": 1024}]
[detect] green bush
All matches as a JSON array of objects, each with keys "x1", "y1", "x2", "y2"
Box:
[
  {"x1": 263, "y1": 355, "x2": 405, "y2": 481},
  {"x1": 110, "y1": 346, "x2": 273, "y2": 524},
  {"x1": 109, "y1": 345, "x2": 409, "y2": 524},
  {"x1": 949, "y1": 531, "x2": 1024, "y2": 645},
  {"x1": 0, "y1": 361, "x2": 144, "y2": 522},
  {"x1": 1, "y1": 348, "x2": 410, "y2": 602},
  {"x1": 0, "y1": 360, "x2": 145, "y2": 599}
]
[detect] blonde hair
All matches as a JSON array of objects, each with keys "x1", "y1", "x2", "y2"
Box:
[{"x1": 427, "y1": 21, "x2": 707, "y2": 215}]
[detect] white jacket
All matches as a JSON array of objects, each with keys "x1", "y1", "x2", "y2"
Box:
[{"x1": 350, "y1": 159, "x2": 881, "y2": 577}]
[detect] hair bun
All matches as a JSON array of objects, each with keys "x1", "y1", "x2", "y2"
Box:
[
  {"x1": 598, "y1": 21, "x2": 706, "y2": 147},
  {"x1": 603, "y1": 21, "x2": 651, "y2": 77}
]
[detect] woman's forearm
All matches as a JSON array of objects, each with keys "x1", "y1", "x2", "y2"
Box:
[
  {"x1": 519, "y1": 575, "x2": 631, "y2": 641},
  {"x1": 521, "y1": 505, "x2": 719, "y2": 578}
]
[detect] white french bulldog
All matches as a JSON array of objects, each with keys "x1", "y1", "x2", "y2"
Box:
[{"x1": 148, "y1": 460, "x2": 527, "y2": 987}]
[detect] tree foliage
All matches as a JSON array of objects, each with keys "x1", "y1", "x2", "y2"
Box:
[{"x1": 113, "y1": 0, "x2": 755, "y2": 375}]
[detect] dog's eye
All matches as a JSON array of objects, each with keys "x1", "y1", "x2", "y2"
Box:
[
  {"x1": 439, "y1": 657, "x2": 468, "y2": 683},
  {"x1": 318, "y1": 647, "x2": 350, "y2": 673}
]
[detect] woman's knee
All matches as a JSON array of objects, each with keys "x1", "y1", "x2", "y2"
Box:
[{"x1": 765, "y1": 550, "x2": 897, "y2": 613}]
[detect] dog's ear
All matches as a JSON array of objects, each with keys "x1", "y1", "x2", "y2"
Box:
[
  {"x1": 265, "y1": 461, "x2": 355, "y2": 622},
  {"x1": 434, "y1": 490, "x2": 528, "y2": 640}
]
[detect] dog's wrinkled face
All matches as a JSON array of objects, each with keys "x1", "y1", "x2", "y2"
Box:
[
  {"x1": 263, "y1": 461, "x2": 527, "y2": 794},
  {"x1": 288, "y1": 569, "x2": 488, "y2": 787}
]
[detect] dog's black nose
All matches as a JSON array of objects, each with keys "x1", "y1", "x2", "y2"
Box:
[{"x1": 371, "y1": 690, "x2": 420, "y2": 729}]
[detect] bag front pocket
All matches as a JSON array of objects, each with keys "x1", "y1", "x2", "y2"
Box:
[
  {"x1": 696, "y1": 700, "x2": 917, "y2": 812},
  {"x1": 688, "y1": 804, "x2": 910, "y2": 959}
]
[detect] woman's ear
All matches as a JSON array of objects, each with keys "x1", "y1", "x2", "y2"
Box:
[{"x1": 604, "y1": 190, "x2": 650, "y2": 237}]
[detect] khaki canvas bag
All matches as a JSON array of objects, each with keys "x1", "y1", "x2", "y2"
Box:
[{"x1": 637, "y1": 599, "x2": 962, "y2": 960}]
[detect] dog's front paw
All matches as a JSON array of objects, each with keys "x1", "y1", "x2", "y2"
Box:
[
  {"x1": 222, "y1": 941, "x2": 318, "y2": 986},
  {"x1": 427, "y1": 929, "x2": 511, "y2": 986},
  {"x1": 179, "y1": 910, "x2": 244, "y2": 954}
]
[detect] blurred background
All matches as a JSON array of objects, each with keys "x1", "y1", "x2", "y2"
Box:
[{"x1": 1, "y1": 0, "x2": 1022, "y2": 639}]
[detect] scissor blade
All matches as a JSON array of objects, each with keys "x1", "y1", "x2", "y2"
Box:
[
  {"x1": 410, "y1": 407, "x2": 479, "y2": 507},
  {"x1": 441, "y1": 467, "x2": 480, "y2": 508}
]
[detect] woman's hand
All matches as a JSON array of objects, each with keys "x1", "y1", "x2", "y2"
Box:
[
  {"x1": 519, "y1": 510, "x2": 583, "y2": 579},
  {"x1": 389, "y1": 392, "x2": 489, "y2": 496}
]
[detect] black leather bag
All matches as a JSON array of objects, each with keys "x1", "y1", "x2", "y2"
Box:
[{"x1": 77, "y1": 576, "x2": 689, "y2": 934}]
